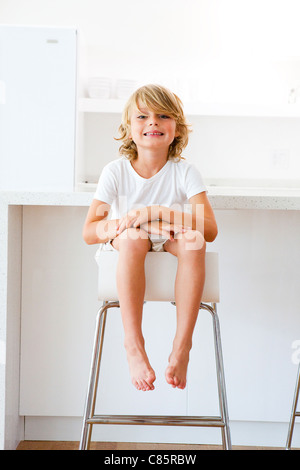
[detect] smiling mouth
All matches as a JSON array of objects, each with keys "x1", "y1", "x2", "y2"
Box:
[{"x1": 144, "y1": 132, "x2": 164, "y2": 136}]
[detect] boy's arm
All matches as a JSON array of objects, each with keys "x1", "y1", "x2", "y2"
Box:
[
  {"x1": 159, "y1": 192, "x2": 218, "y2": 242},
  {"x1": 83, "y1": 199, "x2": 119, "y2": 245},
  {"x1": 116, "y1": 205, "x2": 161, "y2": 235},
  {"x1": 140, "y1": 220, "x2": 188, "y2": 241},
  {"x1": 116, "y1": 193, "x2": 217, "y2": 243}
]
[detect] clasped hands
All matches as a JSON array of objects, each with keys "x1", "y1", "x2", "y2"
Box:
[{"x1": 116, "y1": 205, "x2": 189, "y2": 242}]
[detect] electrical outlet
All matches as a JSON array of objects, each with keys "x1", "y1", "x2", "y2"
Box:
[{"x1": 270, "y1": 149, "x2": 290, "y2": 170}]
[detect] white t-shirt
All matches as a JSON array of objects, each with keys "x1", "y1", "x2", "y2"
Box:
[{"x1": 94, "y1": 157, "x2": 206, "y2": 219}]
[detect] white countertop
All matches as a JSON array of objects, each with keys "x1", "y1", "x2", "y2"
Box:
[{"x1": 1, "y1": 186, "x2": 300, "y2": 210}]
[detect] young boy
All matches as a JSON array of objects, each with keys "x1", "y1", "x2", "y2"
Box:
[{"x1": 83, "y1": 84, "x2": 218, "y2": 392}]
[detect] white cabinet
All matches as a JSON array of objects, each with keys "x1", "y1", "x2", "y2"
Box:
[
  {"x1": 19, "y1": 205, "x2": 300, "y2": 428},
  {"x1": 0, "y1": 26, "x2": 77, "y2": 191},
  {"x1": 19, "y1": 206, "x2": 98, "y2": 416},
  {"x1": 19, "y1": 206, "x2": 187, "y2": 418}
]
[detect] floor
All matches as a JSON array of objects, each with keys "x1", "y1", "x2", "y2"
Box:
[{"x1": 16, "y1": 441, "x2": 285, "y2": 450}]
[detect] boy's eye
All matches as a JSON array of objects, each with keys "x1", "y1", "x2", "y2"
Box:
[{"x1": 136, "y1": 113, "x2": 170, "y2": 120}]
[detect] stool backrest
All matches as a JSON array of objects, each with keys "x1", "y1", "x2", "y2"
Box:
[{"x1": 95, "y1": 251, "x2": 219, "y2": 303}]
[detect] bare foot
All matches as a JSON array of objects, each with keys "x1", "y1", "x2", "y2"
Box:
[
  {"x1": 165, "y1": 348, "x2": 190, "y2": 390},
  {"x1": 125, "y1": 344, "x2": 156, "y2": 391}
]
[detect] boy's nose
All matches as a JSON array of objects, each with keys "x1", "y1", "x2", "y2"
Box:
[{"x1": 149, "y1": 117, "x2": 158, "y2": 126}]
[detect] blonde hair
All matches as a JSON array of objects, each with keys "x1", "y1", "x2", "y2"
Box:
[{"x1": 116, "y1": 84, "x2": 191, "y2": 161}]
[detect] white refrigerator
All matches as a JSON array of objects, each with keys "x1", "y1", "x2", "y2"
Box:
[{"x1": 0, "y1": 25, "x2": 77, "y2": 191}]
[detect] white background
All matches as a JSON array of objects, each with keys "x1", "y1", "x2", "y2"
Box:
[{"x1": 1, "y1": 0, "x2": 300, "y2": 448}]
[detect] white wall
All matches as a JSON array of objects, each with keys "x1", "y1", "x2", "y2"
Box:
[
  {"x1": 1, "y1": 1, "x2": 300, "y2": 183},
  {"x1": 1, "y1": 0, "x2": 300, "y2": 102}
]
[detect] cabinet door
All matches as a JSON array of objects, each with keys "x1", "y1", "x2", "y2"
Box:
[
  {"x1": 19, "y1": 206, "x2": 99, "y2": 416},
  {"x1": 0, "y1": 26, "x2": 77, "y2": 191},
  {"x1": 19, "y1": 206, "x2": 187, "y2": 417}
]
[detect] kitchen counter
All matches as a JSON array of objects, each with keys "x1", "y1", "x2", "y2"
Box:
[{"x1": 1, "y1": 185, "x2": 300, "y2": 210}]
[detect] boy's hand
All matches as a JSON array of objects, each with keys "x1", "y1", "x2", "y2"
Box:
[
  {"x1": 116, "y1": 206, "x2": 160, "y2": 235},
  {"x1": 140, "y1": 220, "x2": 189, "y2": 241}
]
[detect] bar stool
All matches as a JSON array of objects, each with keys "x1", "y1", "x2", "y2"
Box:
[
  {"x1": 286, "y1": 363, "x2": 300, "y2": 450},
  {"x1": 79, "y1": 251, "x2": 231, "y2": 450}
]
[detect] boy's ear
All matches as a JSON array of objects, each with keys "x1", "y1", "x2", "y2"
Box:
[{"x1": 174, "y1": 123, "x2": 180, "y2": 138}]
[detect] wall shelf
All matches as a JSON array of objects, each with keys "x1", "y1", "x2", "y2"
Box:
[
  {"x1": 78, "y1": 98, "x2": 300, "y2": 117},
  {"x1": 78, "y1": 98, "x2": 126, "y2": 113}
]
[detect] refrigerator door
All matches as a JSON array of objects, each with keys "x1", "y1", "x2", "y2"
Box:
[{"x1": 0, "y1": 26, "x2": 77, "y2": 191}]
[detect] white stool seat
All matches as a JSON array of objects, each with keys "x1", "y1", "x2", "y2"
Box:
[{"x1": 96, "y1": 251, "x2": 219, "y2": 303}]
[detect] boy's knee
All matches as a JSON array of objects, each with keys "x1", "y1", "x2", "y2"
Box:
[
  {"x1": 119, "y1": 227, "x2": 148, "y2": 240},
  {"x1": 118, "y1": 228, "x2": 150, "y2": 250},
  {"x1": 175, "y1": 229, "x2": 206, "y2": 253}
]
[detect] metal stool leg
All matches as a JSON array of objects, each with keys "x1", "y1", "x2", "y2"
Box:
[
  {"x1": 286, "y1": 363, "x2": 300, "y2": 450},
  {"x1": 200, "y1": 303, "x2": 232, "y2": 450},
  {"x1": 79, "y1": 301, "x2": 119, "y2": 450},
  {"x1": 79, "y1": 300, "x2": 231, "y2": 450}
]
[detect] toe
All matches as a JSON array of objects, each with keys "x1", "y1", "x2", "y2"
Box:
[
  {"x1": 141, "y1": 380, "x2": 150, "y2": 391},
  {"x1": 177, "y1": 380, "x2": 186, "y2": 390},
  {"x1": 134, "y1": 380, "x2": 141, "y2": 390}
]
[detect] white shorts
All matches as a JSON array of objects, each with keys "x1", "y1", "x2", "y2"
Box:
[{"x1": 98, "y1": 235, "x2": 168, "y2": 253}]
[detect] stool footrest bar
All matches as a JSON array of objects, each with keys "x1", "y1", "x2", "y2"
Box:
[{"x1": 87, "y1": 414, "x2": 225, "y2": 428}]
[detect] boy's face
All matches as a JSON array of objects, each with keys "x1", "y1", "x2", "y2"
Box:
[{"x1": 129, "y1": 103, "x2": 179, "y2": 156}]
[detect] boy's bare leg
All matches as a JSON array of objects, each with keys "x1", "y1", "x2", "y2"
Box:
[
  {"x1": 112, "y1": 228, "x2": 156, "y2": 391},
  {"x1": 164, "y1": 230, "x2": 206, "y2": 389}
]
